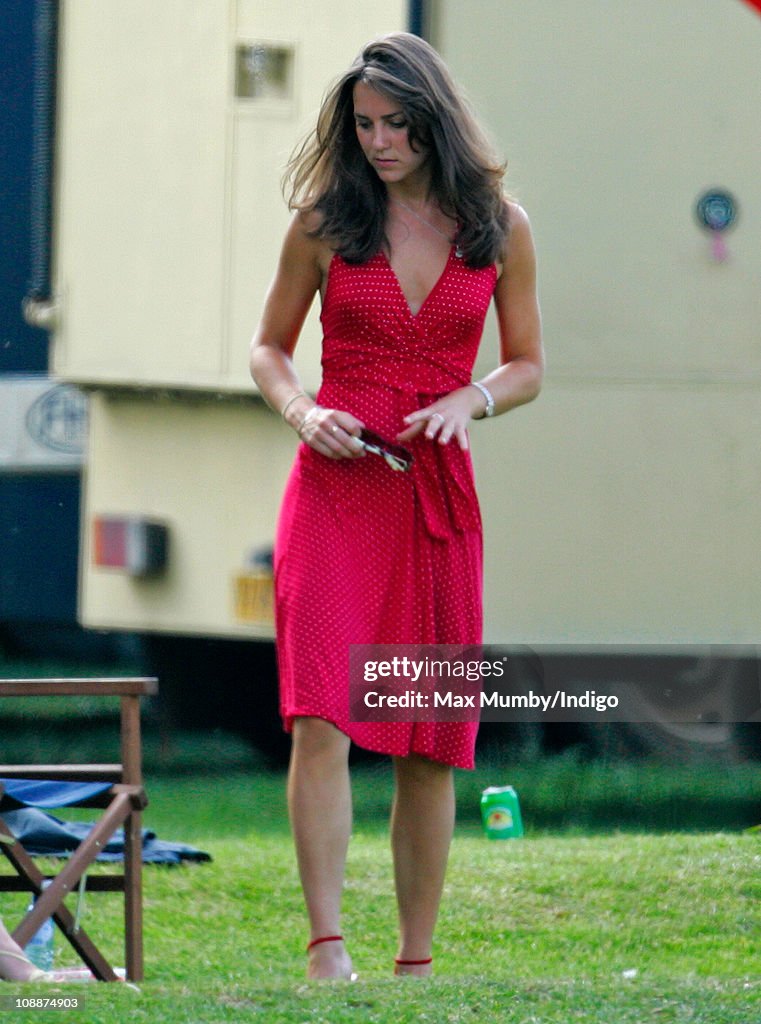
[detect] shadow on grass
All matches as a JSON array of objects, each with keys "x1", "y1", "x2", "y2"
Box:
[
  {"x1": 0, "y1": 713, "x2": 262, "y2": 775},
  {"x1": 1, "y1": 713, "x2": 758, "y2": 838},
  {"x1": 348, "y1": 752, "x2": 761, "y2": 837},
  {"x1": 457, "y1": 750, "x2": 761, "y2": 836}
]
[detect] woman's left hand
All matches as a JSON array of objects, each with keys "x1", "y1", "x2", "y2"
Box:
[{"x1": 396, "y1": 386, "x2": 485, "y2": 450}]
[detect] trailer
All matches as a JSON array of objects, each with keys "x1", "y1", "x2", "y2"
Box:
[
  {"x1": 0, "y1": 1, "x2": 89, "y2": 657},
  {"x1": 27, "y1": 0, "x2": 761, "y2": 759}
]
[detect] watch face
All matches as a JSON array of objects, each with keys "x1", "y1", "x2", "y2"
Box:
[{"x1": 696, "y1": 190, "x2": 737, "y2": 233}]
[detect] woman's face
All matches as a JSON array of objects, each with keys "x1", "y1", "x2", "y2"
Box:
[{"x1": 353, "y1": 81, "x2": 429, "y2": 189}]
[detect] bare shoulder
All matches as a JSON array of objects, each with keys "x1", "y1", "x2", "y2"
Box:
[
  {"x1": 506, "y1": 200, "x2": 531, "y2": 231},
  {"x1": 493, "y1": 202, "x2": 535, "y2": 280},
  {"x1": 284, "y1": 209, "x2": 334, "y2": 278},
  {"x1": 505, "y1": 202, "x2": 535, "y2": 261}
]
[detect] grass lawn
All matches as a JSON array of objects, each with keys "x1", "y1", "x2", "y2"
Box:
[{"x1": 1, "y1": 754, "x2": 759, "y2": 1023}]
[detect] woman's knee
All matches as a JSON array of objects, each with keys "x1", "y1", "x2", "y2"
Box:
[
  {"x1": 291, "y1": 716, "x2": 350, "y2": 761},
  {"x1": 393, "y1": 752, "x2": 453, "y2": 788}
]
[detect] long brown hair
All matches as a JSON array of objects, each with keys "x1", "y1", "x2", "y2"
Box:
[{"x1": 284, "y1": 32, "x2": 509, "y2": 267}]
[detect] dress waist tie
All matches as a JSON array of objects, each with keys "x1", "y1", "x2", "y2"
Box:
[{"x1": 399, "y1": 390, "x2": 482, "y2": 542}]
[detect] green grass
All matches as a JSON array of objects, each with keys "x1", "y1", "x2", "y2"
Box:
[
  {"x1": 1, "y1": 660, "x2": 760, "y2": 1022},
  {"x1": 1, "y1": 764, "x2": 759, "y2": 1023}
]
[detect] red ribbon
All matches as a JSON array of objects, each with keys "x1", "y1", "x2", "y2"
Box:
[{"x1": 740, "y1": 0, "x2": 761, "y2": 14}]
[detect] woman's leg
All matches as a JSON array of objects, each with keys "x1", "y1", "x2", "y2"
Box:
[
  {"x1": 0, "y1": 917, "x2": 40, "y2": 982},
  {"x1": 391, "y1": 753, "x2": 455, "y2": 976},
  {"x1": 288, "y1": 716, "x2": 353, "y2": 979}
]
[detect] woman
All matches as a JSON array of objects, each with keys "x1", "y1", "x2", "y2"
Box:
[
  {"x1": 250, "y1": 32, "x2": 543, "y2": 980},
  {"x1": 0, "y1": 917, "x2": 48, "y2": 982}
]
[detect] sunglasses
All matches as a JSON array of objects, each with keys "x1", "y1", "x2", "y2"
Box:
[{"x1": 357, "y1": 429, "x2": 413, "y2": 472}]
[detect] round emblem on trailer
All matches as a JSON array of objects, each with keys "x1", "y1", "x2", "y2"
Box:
[
  {"x1": 695, "y1": 189, "x2": 737, "y2": 233},
  {"x1": 25, "y1": 383, "x2": 88, "y2": 455}
]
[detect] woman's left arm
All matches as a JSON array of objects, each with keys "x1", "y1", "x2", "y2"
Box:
[
  {"x1": 481, "y1": 202, "x2": 544, "y2": 413},
  {"x1": 398, "y1": 202, "x2": 544, "y2": 449}
]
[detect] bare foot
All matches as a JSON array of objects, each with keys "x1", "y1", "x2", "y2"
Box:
[
  {"x1": 0, "y1": 918, "x2": 52, "y2": 983},
  {"x1": 307, "y1": 938, "x2": 354, "y2": 980},
  {"x1": 394, "y1": 958, "x2": 433, "y2": 978}
]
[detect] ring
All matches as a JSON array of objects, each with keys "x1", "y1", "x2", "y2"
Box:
[
  {"x1": 331, "y1": 424, "x2": 339, "y2": 434},
  {"x1": 431, "y1": 413, "x2": 444, "y2": 422}
]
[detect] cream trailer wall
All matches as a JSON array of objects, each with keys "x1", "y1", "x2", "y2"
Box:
[
  {"x1": 51, "y1": 0, "x2": 407, "y2": 636},
  {"x1": 51, "y1": 1, "x2": 761, "y2": 643},
  {"x1": 434, "y1": 0, "x2": 761, "y2": 644}
]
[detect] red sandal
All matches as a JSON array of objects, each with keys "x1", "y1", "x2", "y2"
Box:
[
  {"x1": 306, "y1": 935, "x2": 358, "y2": 981},
  {"x1": 394, "y1": 955, "x2": 433, "y2": 975},
  {"x1": 306, "y1": 934, "x2": 344, "y2": 952}
]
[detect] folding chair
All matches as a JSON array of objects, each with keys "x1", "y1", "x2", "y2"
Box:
[{"x1": 0, "y1": 677, "x2": 157, "y2": 982}]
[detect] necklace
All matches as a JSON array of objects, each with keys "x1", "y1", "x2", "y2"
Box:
[{"x1": 391, "y1": 198, "x2": 463, "y2": 258}]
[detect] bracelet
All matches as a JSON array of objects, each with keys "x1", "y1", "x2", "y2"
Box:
[
  {"x1": 281, "y1": 390, "x2": 308, "y2": 419},
  {"x1": 297, "y1": 405, "x2": 321, "y2": 437},
  {"x1": 470, "y1": 381, "x2": 495, "y2": 418}
]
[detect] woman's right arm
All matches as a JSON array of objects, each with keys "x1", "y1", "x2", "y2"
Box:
[
  {"x1": 250, "y1": 214, "x2": 364, "y2": 458},
  {"x1": 249, "y1": 213, "x2": 322, "y2": 427}
]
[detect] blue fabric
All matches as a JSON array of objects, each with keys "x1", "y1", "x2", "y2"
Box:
[
  {"x1": 1, "y1": 807, "x2": 211, "y2": 865},
  {"x1": 0, "y1": 778, "x2": 211, "y2": 865},
  {"x1": 0, "y1": 779, "x2": 111, "y2": 809}
]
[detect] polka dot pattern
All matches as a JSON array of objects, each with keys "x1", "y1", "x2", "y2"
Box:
[{"x1": 274, "y1": 247, "x2": 498, "y2": 769}]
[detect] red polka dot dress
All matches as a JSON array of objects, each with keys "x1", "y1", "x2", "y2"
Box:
[{"x1": 274, "y1": 246, "x2": 498, "y2": 769}]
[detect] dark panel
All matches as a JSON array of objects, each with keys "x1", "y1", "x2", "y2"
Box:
[
  {"x1": 0, "y1": 473, "x2": 80, "y2": 621},
  {"x1": 0, "y1": 0, "x2": 51, "y2": 372}
]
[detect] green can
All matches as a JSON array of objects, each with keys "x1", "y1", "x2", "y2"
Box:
[{"x1": 480, "y1": 786, "x2": 524, "y2": 839}]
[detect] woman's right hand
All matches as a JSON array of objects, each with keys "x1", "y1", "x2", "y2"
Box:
[{"x1": 296, "y1": 404, "x2": 366, "y2": 460}]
